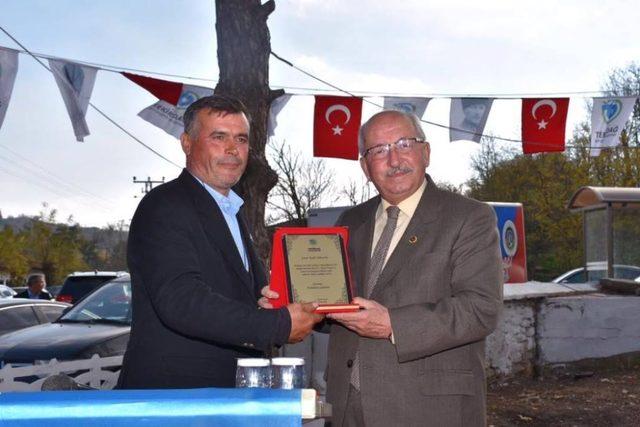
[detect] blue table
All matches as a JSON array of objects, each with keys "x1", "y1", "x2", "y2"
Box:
[{"x1": 0, "y1": 387, "x2": 303, "y2": 426}]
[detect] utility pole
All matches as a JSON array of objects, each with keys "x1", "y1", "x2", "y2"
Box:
[{"x1": 133, "y1": 176, "x2": 165, "y2": 198}]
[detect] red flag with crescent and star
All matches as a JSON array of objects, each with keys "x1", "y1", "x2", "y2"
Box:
[
  {"x1": 313, "y1": 95, "x2": 363, "y2": 160},
  {"x1": 521, "y1": 98, "x2": 569, "y2": 154}
]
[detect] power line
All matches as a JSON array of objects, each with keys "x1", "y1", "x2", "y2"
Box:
[
  {"x1": 0, "y1": 156, "x2": 114, "y2": 214},
  {"x1": 0, "y1": 143, "x2": 117, "y2": 208},
  {"x1": 0, "y1": 27, "x2": 181, "y2": 169}
]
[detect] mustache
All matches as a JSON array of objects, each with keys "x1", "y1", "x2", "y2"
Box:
[
  {"x1": 386, "y1": 166, "x2": 413, "y2": 177},
  {"x1": 216, "y1": 156, "x2": 243, "y2": 166}
]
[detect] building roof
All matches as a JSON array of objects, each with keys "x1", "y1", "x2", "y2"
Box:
[{"x1": 568, "y1": 186, "x2": 640, "y2": 210}]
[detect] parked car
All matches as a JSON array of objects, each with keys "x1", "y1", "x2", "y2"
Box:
[
  {"x1": 46, "y1": 285, "x2": 63, "y2": 298},
  {"x1": 56, "y1": 271, "x2": 127, "y2": 304},
  {"x1": 0, "y1": 285, "x2": 17, "y2": 299},
  {"x1": 0, "y1": 299, "x2": 70, "y2": 336},
  {"x1": 0, "y1": 275, "x2": 131, "y2": 366},
  {"x1": 552, "y1": 265, "x2": 640, "y2": 284}
]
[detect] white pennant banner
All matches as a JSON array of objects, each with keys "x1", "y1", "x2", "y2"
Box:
[
  {"x1": 138, "y1": 84, "x2": 213, "y2": 139},
  {"x1": 0, "y1": 47, "x2": 19, "y2": 130},
  {"x1": 138, "y1": 100, "x2": 186, "y2": 139},
  {"x1": 382, "y1": 96, "x2": 430, "y2": 119},
  {"x1": 590, "y1": 96, "x2": 637, "y2": 156},
  {"x1": 267, "y1": 94, "x2": 292, "y2": 138},
  {"x1": 48, "y1": 59, "x2": 98, "y2": 142},
  {"x1": 449, "y1": 98, "x2": 494, "y2": 143}
]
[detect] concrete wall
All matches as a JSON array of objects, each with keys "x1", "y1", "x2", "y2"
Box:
[
  {"x1": 538, "y1": 295, "x2": 640, "y2": 363},
  {"x1": 486, "y1": 293, "x2": 640, "y2": 376}
]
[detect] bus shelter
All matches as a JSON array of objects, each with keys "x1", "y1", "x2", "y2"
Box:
[{"x1": 568, "y1": 186, "x2": 640, "y2": 281}]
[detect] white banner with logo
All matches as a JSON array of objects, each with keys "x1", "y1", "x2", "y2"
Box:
[
  {"x1": 139, "y1": 84, "x2": 213, "y2": 139},
  {"x1": 175, "y1": 84, "x2": 213, "y2": 112},
  {"x1": 48, "y1": 59, "x2": 98, "y2": 142},
  {"x1": 138, "y1": 100, "x2": 186, "y2": 139},
  {"x1": 590, "y1": 96, "x2": 637, "y2": 156},
  {"x1": 0, "y1": 47, "x2": 19, "y2": 130},
  {"x1": 267, "y1": 94, "x2": 292, "y2": 137},
  {"x1": 382, "y1": 96, "x2": 430, "y2": 119}
]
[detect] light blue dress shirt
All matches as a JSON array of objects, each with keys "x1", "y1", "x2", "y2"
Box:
[{"x1": 193, "y1": 176, "x2": 249, "y2": 270}]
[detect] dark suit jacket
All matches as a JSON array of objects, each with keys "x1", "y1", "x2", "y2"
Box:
[
  {"x1": 117, "y1": 170, "x2": 291, "y2": 389},
  {"x1": 326, "y1": 176, "x2": 503, "y2": 426},
  {"x1": 14, "y1": 290, "x2": 53, "y2": 300}
]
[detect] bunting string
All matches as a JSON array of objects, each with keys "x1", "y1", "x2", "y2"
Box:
[
  {"x1": 2, "y1": 44, "x2": 629, "y2": 98},
  {"x1": 1, "y1": 32, "x2": 639, "y2": 160}
]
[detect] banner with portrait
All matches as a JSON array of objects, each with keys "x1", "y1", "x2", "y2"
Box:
[{"x1": 449, "y1": 98, "x2": 494, "y2": 143}]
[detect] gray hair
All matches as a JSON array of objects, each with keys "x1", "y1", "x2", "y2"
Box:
[
  {"x1": 26, "y1": 273, "x2": 45, "y2": 287},
  {"x1": 358, "y1": 110, "x2": 426, "y2": 156},
  {"x1": 183, "y1": 94, "x2": 251, "y2": 138}
]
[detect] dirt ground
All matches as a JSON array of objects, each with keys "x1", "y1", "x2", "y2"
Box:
[{"x1": 487, "y1": 364, "x2": 640, "y2": 426}]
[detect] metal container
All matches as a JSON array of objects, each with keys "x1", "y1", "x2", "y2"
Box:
[
  {"x1": 235, "y1": 358, "x2": 271, "y2": 388},
  {"x1": 270, "y1": 357, "x2": 305, "y2": 389}
]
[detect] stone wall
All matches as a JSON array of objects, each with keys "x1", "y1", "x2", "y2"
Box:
[{"x1": 485, "y1": 300, "x2": 536, "y2": 376}]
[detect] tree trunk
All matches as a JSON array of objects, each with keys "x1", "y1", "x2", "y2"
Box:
[{"x1": 214, "y1": 0, "x2": 282, "y2": 264}]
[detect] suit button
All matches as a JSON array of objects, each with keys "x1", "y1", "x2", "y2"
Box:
[{"x1": 347, "y1": 359, "x2": 353, "y2": 368}]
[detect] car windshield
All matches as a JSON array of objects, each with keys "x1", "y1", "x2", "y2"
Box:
[{"x1": 59, "y1": 279, "x2": 131, "y2": 325}]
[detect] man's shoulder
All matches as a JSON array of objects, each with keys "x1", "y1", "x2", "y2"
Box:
[
  {"x1": 437, "y1": 187, "x2": 485, "y2": 208},
  {"x1": 145, "y1": 174, "x2": 187, "y2": 201},
  {"x1": 136, "y1": 173, "x2": 193, "y2": 211},
  {"x1": 130, "y1": 172, "x2": 198, "y2": 227},
  {"x1": 431, "y1": 186, "x2": 495, "y2": 221}
]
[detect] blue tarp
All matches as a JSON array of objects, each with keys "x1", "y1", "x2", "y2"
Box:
[{"x1": 0, "y1": 387, "x2": 302, "y2": 426}]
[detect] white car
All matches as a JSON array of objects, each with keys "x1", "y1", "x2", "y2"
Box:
[
  {"x1": 552, "y1": 265, "x2": 640, "y2": 284},
  {"x1": 0, "y1": 285, "x2": 17, "y2": 299}
]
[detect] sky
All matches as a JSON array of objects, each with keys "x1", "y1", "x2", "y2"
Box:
[{"x1": 1, "y1": 0, "x2": 640, "y2": 227}]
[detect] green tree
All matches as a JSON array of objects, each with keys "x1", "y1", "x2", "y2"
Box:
[
  {"x1": 466, "y1": 139, "x2": 586, "y2": 280},
  {"x1": 0, "y1": 226, "x2": 29, "y2": 283},
  {"x1": 23, "y1": 205, "x2": 88, "y2": 284},
  {"x1": 465, "y1": 63, "x2": 640, "y2": 280}
]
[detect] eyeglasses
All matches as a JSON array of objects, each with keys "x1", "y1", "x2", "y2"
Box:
[{"x1": 362, "y1": 137, "x2": 426, "y2": 160}]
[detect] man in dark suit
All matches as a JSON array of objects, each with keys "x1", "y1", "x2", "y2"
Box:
[
  {"x1": 117, "y1": 95, "x2": 322, "y2": 389},
  {"x1": 324, "y1": 110, "x2": 503, "y2": 426},
  {"x1": 15, "y1": 273, "x2": 52, "y2": 300}
]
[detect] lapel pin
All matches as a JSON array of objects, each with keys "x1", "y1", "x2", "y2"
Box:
[{"x1": 408, "y1": 235, "x2": 418, "y2": 244}]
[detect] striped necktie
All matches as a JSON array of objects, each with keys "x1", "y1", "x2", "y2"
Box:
[{"x1": 350, "y1": 205, "x2": 400, "y2": 390}]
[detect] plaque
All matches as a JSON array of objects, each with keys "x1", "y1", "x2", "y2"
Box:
[{"x1": 268, "y1": 227, "x2": 359, "y2": 313}]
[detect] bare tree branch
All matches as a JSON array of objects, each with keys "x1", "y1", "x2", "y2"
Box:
[
  {"x1": 267, "y1": 141, "x2": 336, "y2": 223},
  {"x1": 339, "y1": 177, "x2": 373, "y2": 206}
]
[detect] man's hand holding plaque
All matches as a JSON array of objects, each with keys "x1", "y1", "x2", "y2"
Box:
[{"x1": 265, "y1": 227, "x2": 360, "y2": 314}]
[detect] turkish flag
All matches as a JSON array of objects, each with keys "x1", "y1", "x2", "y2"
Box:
[
  {"x1": 521, "y1": 98, "x2": 569, "y2": 154},
  {"x1": 313, "y1": 95, "x2": 363, "y2": 160}
]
